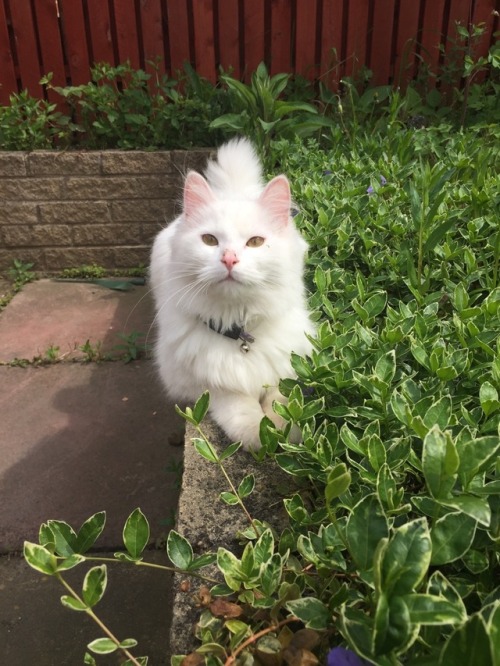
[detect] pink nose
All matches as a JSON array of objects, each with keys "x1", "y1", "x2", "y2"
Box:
[{"x1": 221, "y1": 250, "x2": 239, "y2": 270}]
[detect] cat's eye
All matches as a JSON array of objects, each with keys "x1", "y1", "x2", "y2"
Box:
[
  {"x1": 246, "y1": 236, "x2": 265, "y2": 248},
  {"x1": 202, "y1": 234, "x2": 218, "y2": 246}
]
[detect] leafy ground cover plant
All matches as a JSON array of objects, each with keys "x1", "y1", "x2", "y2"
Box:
[{"x1": 24, "y1": 112, "x2": 500, "y2": 664}]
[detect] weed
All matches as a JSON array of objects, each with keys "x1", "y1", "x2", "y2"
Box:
[
  {"x1": 7, "y1": 259, "x2": 36, "y2": 291},
  {"x1": 113, "y1": 332, "x2": 149, "y2": 363},
  {"x1": 78, "y1": 340, "x2": 103, "y2": 363}
]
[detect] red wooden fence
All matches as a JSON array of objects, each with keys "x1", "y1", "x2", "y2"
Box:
[{"x1": 0, "y1": 0, "x2": 498, "y2": 105}]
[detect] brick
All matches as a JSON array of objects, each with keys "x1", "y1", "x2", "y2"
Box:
[
  {"x1": 112, "y1": 246, "x2": 150, "y2": 268},
  {"x1": 39, "y1": 201, "x2": 112, "y2": 224},
  {"x1": 110, "y1": 199, "x2": 174, "y2": 222},
  {"x1": 2, "y1": 224, "x2": 73, "y2": 247},
  {"x1": 28, "y1": 151, "x2": 102, "y2": 176},
  {"x1": 101, "y1": 151, "x2": 174, "y2": 175},
  {"x1": 0, "y1": 202, "x2": 38, "y2": 224},
  {"x1": 0, "y1": 178, "x2": 63, "y2": 201},
  {"x1": 0, "y1": 153, "x2": 28, "y2": 177},
  {"x1": 64, "y1": 176, "x2": 177, "y2": 200},
  {"x1": 44, "y1": 247, "x2": 116, "y2": 270},
  {"x1": 72, "y1": 224, "x2": 142, "y2": 246}
]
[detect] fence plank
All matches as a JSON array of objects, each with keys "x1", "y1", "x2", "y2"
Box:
[
  {"x1": 370, "y1": 0, "x2": 396, "y2": 85},
  {"x1": 33, "y1": 0, "x2": 66, "y2": 101},
  {"x1": 166, "y1": 0, "x2": 191, "y2": 76},
  {"x1": 86, "y1": 0, "x2": 116, "y2": 66},
  {"x1": 319, "y1": 0, "x2": 344, "y2": 88},
  {"x1": 394, "y1": 0, "x2": 422, "y2": 88},
  {"x1": 138, "y1": 0, "x2": 165, "y2": 84},
  {"x1": 113, "y1": 0, "x2": 141, "y2": 68},
  {"x1": 295, "y1": 0, "x2": 318, "y2": 79},
  {"x1": 8, "y1": 1, "x2": 43, "y2": 97},
  {"x1": 58, "y1": 0, "x2": 92, "y2": 86},
  {"x1": 242, "y1": 0, "x2": 265, "y2": 78},
  {"x1": 344, "y1": 0, "x2": 370, "y2": 80},
  {"x1": 0, "y1": 0, "x2": 17, "y2": 104},
  {"x1": 217, "y1": 0, "x2": 241, "y2": 78},
  {"x1": 191, "y1": 0, "x2": 216, "y2": 81},
  {"x1": 419, "y1": 0, "x2": 447, "y2": 83},
  {"x1": 270, "y1": 0, "x2": 292, "y2": 74}
]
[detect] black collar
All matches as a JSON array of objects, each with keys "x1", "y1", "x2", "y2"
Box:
[
  {"x1": 205, "y1": 319, "x2": 255, "y2": 352},
  {"x1": 207, "y1": 319, "x2": 242, "y2": 340}
]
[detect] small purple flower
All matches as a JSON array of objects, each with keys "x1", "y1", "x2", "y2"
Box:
[
  {"x1": 327, "y1": 647, "x2": 370, "y2": 666},
  {"x1": 367, "y1": 176, "x2": 387, "y2": 195}
]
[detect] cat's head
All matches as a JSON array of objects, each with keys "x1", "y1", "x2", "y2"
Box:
[{"x1": 172, "y1": 170, "x2": 307, "y2": 301}]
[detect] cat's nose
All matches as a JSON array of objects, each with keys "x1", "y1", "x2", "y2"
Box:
[{"x1": 221, "y1": 250, "x2": 239, "y2": 270}]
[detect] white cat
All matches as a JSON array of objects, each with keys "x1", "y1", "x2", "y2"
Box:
[{"x1": 150, "y1": 138, "x2": 315, "y2": 450}]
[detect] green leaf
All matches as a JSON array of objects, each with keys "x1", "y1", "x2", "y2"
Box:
[
  {"x1": 188, "y1": 552, "x2": 217, "y2": 571},
  {"x1": 61, "y1": 595, "x2": 88, "y2": 611},
  {"x1": 254, "y1": 529, "x2": 274, "y2": 564},
  {"x1": 380, "y1": 518, "x2": 432, "y2": 596},
  {"x1": 57, "y1": 553, "x2": 86, "y2": 572},
  {"x1": 238, "y1": 474, "x2": 255, "y2": 499},
  {"x1": 422, "y1": 426, "x2": 459, "y2": 499},
  {"x1": 192, "y1": 391, "x2": 210, "y2": 424},
  {"x1": 325, "y1": 463, "x2": 351, "y2": 503},
  {"x1": 404, "y1": 593, "x2": 466, "y2": 625},
  {"x1": 192, "y1": 437, "x2": 219, "y2": 463},
  {"x1": 374, "y1": 350, "x2": 396, "y2": 384},
  {"x1": 422, "y1": 396, "x2": 452, "y2": 430},
  {"x1": 166, "y1": 530, "x2": 193, "y2": 570},
  {"x1": 220, "y1": 492, "x2": 239, "y2": 505},
  {"x1": 440, "y1": 614, "x2": 493, "y2": 665},
  {"x1": 47, "y1": 520, "x2": 78, "y2": 557},
  {"x1": 87, "y1": 638, "x2": 118, "y2": 655},
  {"x1": 430, "y1": 511, "x2": 477, "y2": 564},
  {"x1": 75, "y1": 512, "x2": 106, "y2": 554},
  {"x1": 480, "y1": 381, "x2": 500, "y2": 416},
  {"x1": 23, "y1": 542, "x2": 58, "y2": 575},
  {"x1": 457, "y1": 435, "x2": 500, "y2": 489},
  {"x1": 346, "y1": 494, "x2": 389, "y2": 571},
  {"x1": 219, "y1": 441, "x2": 242, "y2": 461},
  {"x1": 439, "y1": 494, "x2": 491, "y2": 527},
  {"x1": 82, "y1": 565, "x2": 107, "y2": 608},
  {"x1": 217, "y1": 548, "x2": 244, "y2": 591},
  {"x1": 285, "y1": 597, "x2": 331, "y2": 630},
  {"x1": 122, "y1": 508, "x2": 150, "y2": 559}
]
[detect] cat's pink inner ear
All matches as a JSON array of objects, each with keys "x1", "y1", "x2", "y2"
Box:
[
  {"x1": 183, "y1": 171, "x2": 215, "y2": 220},
  {"x1": 259, "y1": 175, "x2": 291, "y2": 228}
]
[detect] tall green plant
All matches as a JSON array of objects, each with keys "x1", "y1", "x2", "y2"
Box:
[{"x1": 210, "y1": 62, "x2": 333, "y2": 154}]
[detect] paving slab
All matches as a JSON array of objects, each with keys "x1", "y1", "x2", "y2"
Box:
[
  {"x1": 0, "y1": 363, "x2": 184, "y2": 552},
  {"x1": 0, "y1": 279, "x2": 155, "y2": 362},
  {"x1": 1, "y1": 550, "x2": 174, "y2": 665},
  {"x1": 0, "y1": 279, "x2": 186, "y2": 665}
]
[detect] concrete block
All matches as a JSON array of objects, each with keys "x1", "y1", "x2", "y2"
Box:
[{"x1": 28, "y1": 151, "x2": 102, "y2": 176}]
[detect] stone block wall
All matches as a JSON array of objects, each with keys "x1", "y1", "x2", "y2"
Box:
[{"x1": 0, "y1": 149, "x2": 211, "y2": 273}]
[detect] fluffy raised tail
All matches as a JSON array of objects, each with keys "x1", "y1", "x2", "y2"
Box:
[{"x1": 204, "y1": 138, "x2": 264, "y2": 197}]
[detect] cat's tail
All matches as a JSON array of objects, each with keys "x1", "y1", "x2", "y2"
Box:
[{"x1": 205, "y1": 138, "x2": 263, "y2": 197}]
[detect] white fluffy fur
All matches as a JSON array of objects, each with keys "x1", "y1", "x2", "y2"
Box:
[{"x1": 150, "y1": 138, "x2": 315, "y2": 450}]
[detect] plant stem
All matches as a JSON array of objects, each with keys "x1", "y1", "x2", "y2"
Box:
[
  {"x1": 79, "y1": 555, "x2": 220, "y2": 584},
  {"x1": 56, "y1": 574, "x2": 143, "y2": 666},
  {"x1": 224, "y1": 616, "x2": 298, "y2": 666},
  {"x1": 195, "y1": 425, "x2": 262, "y2": 539}
]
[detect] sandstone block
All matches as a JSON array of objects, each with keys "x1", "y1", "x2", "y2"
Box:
[
  {"x1": 39, "y1": 201, "x2": 112, "y2": 224},
  {"x1": 28, "y1": 152, "x2": 101, "y2": 176},
  {"x1": 0, "y1": 153, "x2": 28, "y2": 177},
  {"x1": 101, "y1": 151, "x2": 174, "y2": 175}
]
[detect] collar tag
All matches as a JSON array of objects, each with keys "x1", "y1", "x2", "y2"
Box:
[{"x1": 206, "y1": 319, "x2": 255, "y2": 352}]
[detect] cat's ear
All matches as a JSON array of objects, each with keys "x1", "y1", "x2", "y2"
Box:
[
  {"x1": 258, "y1": 175, "x2": 291, "y2": 228},
  {"x1": 183, "y1": 171, "x2": 216, "y2": 221}
]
